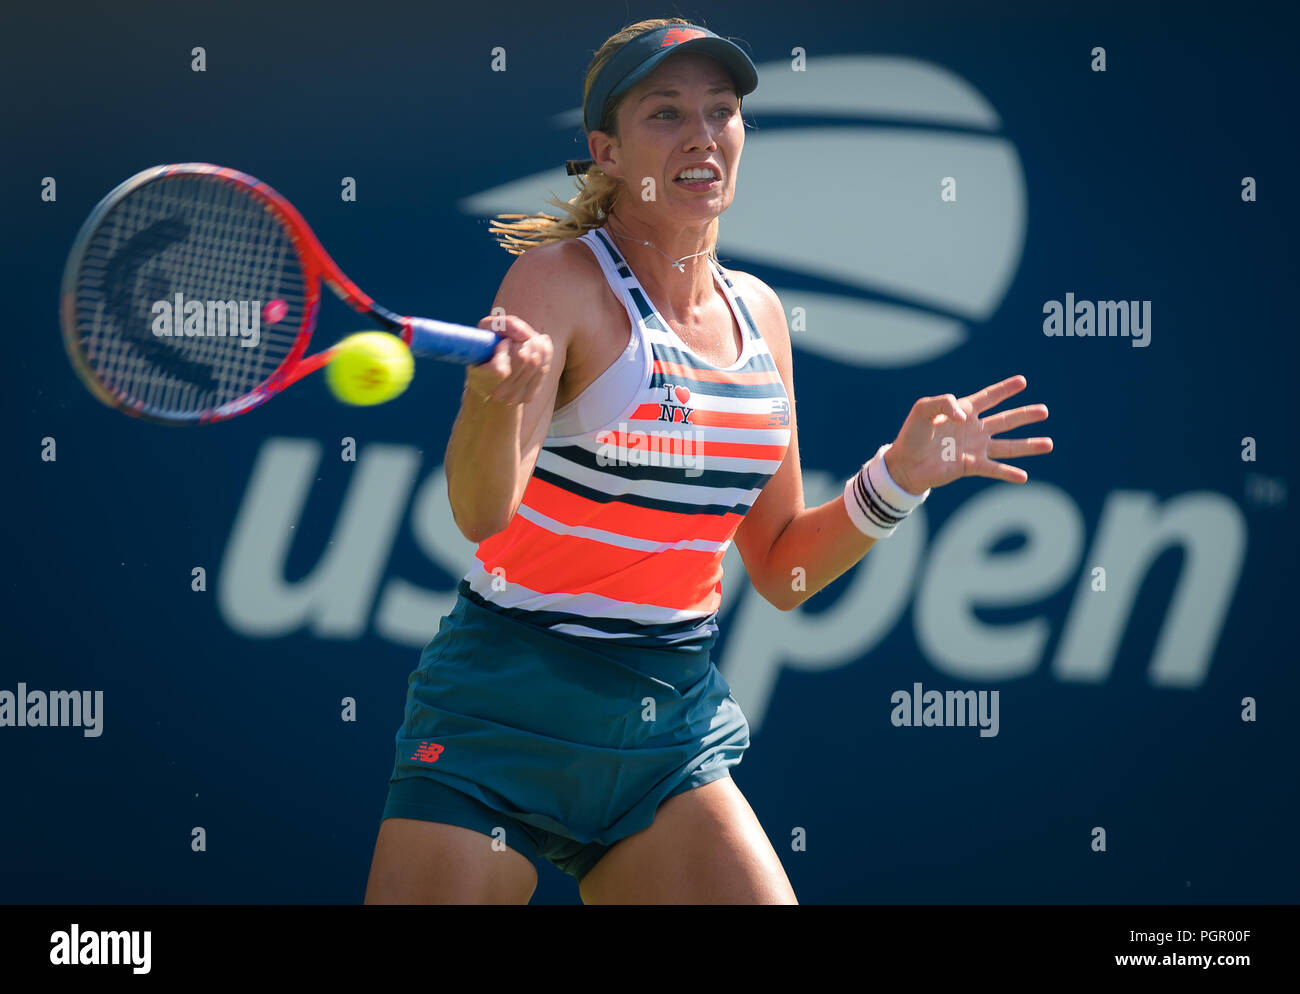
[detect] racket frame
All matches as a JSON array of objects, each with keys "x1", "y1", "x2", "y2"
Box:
[{"x1": 60, "y1": 162, "x2": 486, "y2": 425}]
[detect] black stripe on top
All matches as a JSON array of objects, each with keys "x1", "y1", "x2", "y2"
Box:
[
  {"x1": 626, "y1": 285, "x2": 668, "y2": 332},
  {"x1": 731, "y1": 292, "x2": 763, "y2": 342},
  {"x1": 531, "y1": 465, "x2": 760, "y2": 517},
  {"x1": 648, "y1": 369, "x2": 786, "y2": 401},
  {"x1": 590, "y1": 228, "x2": 624, "y2": 268}
]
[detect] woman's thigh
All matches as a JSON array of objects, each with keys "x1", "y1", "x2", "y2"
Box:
[
  {"x1": 364, "y1": 817, "x2": 538, "y2": 905},
  {"x1": 578, "y1": 777, "x2": 797, "y2": 905}
]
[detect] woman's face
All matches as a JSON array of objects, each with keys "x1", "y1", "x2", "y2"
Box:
[{"x1": 602, "y1": 51, "x2": 744, "y2": 224}]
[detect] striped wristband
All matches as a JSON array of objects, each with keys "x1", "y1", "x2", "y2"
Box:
[{"x1": 842, "y1": 444, "x2": 930, "y2": 538}]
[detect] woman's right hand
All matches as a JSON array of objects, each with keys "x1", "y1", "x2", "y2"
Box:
[{"x1": 465, "y1": 312, "x2": 554, "y2": 407}]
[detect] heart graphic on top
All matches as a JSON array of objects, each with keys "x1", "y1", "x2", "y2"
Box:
[{"x1": 674, "y1": 386, "x2": 691, "y2": 404}]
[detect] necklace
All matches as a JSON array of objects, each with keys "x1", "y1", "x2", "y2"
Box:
[{"x1": 606, "y1": 225, "x2": 711, "y2": 273}]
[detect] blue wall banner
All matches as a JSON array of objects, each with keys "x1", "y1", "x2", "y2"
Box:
[{"x1": 3, "y1": 0, "x2": 1296, "y2": 906}]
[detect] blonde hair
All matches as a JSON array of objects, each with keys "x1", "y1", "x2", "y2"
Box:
[{"x1": 488, "y1": 17, "x2": 727, "y2": 262}]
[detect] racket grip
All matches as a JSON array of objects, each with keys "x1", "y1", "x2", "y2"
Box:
[{"x1": 404, "y1": 317, "x2": 500, "y2": 365}]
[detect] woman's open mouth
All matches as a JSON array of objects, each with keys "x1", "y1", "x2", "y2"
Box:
[{"x1": 674, "y1": 167, "x2": 721, "y2": 191}]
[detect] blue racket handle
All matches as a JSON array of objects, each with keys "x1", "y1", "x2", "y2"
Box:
[{"x1": 405, "y1": 316, "x2": 500, "y2": 365}]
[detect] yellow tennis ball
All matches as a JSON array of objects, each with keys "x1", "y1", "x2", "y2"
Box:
[{"x1": 326, "y1": 332, "x2": 414, "y2": 406}]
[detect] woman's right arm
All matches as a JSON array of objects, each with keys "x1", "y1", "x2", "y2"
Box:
[{"x1": 444, "y1": 245, "x2": 577, "y2": 543}]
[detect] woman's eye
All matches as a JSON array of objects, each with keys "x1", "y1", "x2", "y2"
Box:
[{"x1": 652, "y1": 107, "x2": 735, "y2": 120}]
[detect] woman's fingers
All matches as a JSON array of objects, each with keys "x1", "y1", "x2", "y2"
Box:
[
  {"x1": 985, "y1": 461, "x2": 1030, "y2": 484},
  {"x1": 466, "y1": 315, "x2": 552, "y2": 405},
  {"x1": 962, "y1": 374, "x2": 1028, "y2": 415},
  {"x1": 493, "y1": 329, "x2": 553, "y2": 405},
  {"x1": 986, "y1": 436, "x2": 1054, "y2": 460},
  {"x1": 910, "y1": 393, "x2": 966, "y2": 425},
  {"x1": 478, "y1": 312, "x2": 533, "y2": 342},
  {"x1": 898, "y1": 378, "x2": 1052, "y2": 487},
  {"x1": 980, "y1": 403, "x2": 1049, "y2": 436}
]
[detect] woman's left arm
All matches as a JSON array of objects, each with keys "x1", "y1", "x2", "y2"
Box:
[{"x1": 732, "y1": 277, "x2": 1053, "y2": 611}]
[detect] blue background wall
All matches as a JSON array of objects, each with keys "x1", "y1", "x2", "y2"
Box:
[{"x1": 3, "y1": 0, "x2": 1296, "y2": 904}]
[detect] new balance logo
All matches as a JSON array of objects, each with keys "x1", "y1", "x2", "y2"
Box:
[
  {"x1": 411, "y1": 741, "x2": 444, "y2": 763},
  {"x1": 661, "y1": 28, "x2": 706, "y2": 47}
]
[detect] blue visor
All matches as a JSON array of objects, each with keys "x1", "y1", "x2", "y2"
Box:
[{"x1": 582, "y1": 24, "x2": 758, "y2": 135}]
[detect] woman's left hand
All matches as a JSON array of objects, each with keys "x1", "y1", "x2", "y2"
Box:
[{"x1": 885, "y1": 375, "x2": 1053, "y2": 494}]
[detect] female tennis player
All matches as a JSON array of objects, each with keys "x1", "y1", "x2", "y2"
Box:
[{"x1": 363, "y1": 17, "x2": 1051, "y2": 905}]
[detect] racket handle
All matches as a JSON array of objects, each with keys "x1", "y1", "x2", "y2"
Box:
[{"x1": 403, "y1": 316, "x2": 500, "y2": 365}]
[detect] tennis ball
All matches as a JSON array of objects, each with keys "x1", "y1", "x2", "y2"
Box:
[{"x1": 326, "y1": 332, "x2": 414, "y2": 406}]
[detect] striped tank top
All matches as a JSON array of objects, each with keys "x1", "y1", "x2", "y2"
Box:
[{"x1": 458, "y1": 227, "x2": 791, "y2": 648}]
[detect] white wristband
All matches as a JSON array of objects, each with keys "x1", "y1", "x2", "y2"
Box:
[{"x1": 842, "y1": 443, "x2": 930, "y2": 538}]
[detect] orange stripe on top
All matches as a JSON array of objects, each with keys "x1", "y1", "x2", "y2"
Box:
[
  {"x1": 513, "y1": 475, "x2": 743, "y2": 543},
  {"x1": 477, "y1": 515, "x2": 721, "y2": 612},
  {"x1": 653, "y1": 360, "x2": 784, "y2": 386},
  {"x1": 595, "y1": 428, "x2": 787, "y2": 463}
]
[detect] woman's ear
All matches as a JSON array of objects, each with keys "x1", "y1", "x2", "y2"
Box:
[{"x1": 588, "y1": 131, "x2": 622, "y2": 180}]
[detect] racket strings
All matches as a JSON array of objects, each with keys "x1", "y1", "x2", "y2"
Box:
[{"x1": 73, "y1": 174, "x2": 307, "y2": 418}]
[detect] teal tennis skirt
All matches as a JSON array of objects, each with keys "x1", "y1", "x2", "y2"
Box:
[{"x1": 382, "y1": 586, "x2": 749, "y2": 880}]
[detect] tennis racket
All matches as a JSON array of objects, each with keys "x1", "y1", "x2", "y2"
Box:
[{"x1": 60, "y1": 162, "x2": 501, "y2": 425}]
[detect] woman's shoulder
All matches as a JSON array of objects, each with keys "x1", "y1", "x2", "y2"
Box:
[
  {"x1": 494, "y1": 234, "x2": 619, "y2": 353},
  {"x1": 507, "y1": 233, "x2": 598, "y2": 272}
]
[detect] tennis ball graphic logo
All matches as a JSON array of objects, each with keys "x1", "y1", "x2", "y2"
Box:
[
  {"x1": 326, "y1": 331, "x2": 414, "y2": 405},
  {"x1": 461, "y1": 54, "x2": 1027, "y2": 369},
  {"x1": 721, "y1": 55, "x2": 1027, "y2": 367}
]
